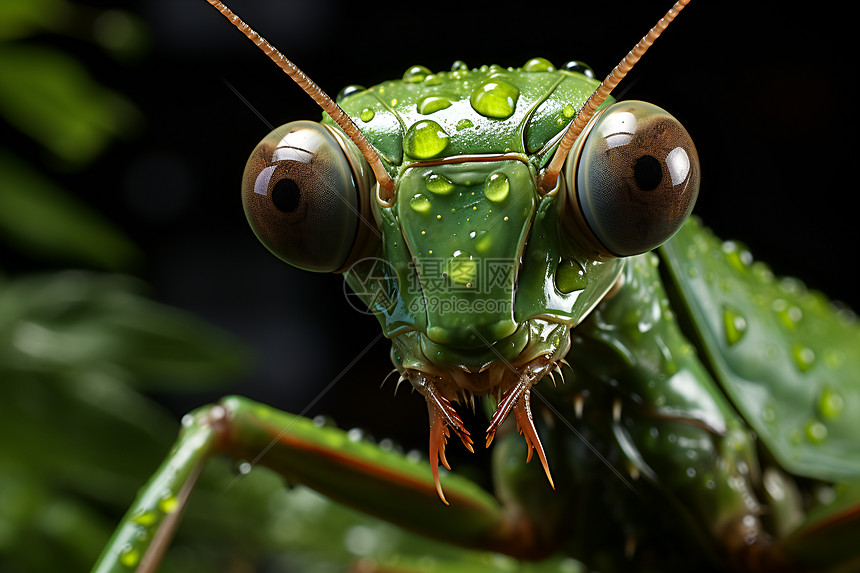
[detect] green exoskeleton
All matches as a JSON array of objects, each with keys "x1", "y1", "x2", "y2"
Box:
[{"x1": 94, "y1": 0, "x2": 860, "y2": 571}]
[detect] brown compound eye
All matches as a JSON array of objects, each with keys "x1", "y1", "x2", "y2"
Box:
[
  {"x1": 242, "y1": 121, "x2": 373, "y2": 272},
  {"x1": 565, "y1": 101, "x2": 700, "y2": 257}
]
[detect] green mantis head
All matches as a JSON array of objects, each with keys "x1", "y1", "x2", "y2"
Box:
[
  {"x1": 219, "y1": 0, "x2": 699, "y2": 500},
  {"x1": 240, "y1": 69, "x2": 699, "y2": 385}
]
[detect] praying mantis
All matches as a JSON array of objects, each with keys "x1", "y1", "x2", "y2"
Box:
[{"x1": 92, "y1": 1, "x2": 858, "y2": 571}]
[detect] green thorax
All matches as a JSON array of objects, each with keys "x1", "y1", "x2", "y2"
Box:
[{"x1": 327, "y1": 59, "x2": 606, "y2": 174}]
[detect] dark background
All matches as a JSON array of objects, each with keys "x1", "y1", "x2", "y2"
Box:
[{"x1": 5, "y1": 0, "x2": 855, "y2": 460}]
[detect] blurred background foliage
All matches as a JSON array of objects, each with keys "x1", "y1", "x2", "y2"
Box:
[
  {"x1": 0, "y1": 0, "x2": 258, "y2": 570},
  {"x1": 0, "y1": 1, "x2": 352, "y2": 572}
]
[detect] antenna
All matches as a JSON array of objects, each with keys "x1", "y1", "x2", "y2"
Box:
[
  {"x1": 540, "y1": 0, "x2": 691, "y2": 191},
  {"x1": 207, "y1": 1, "x2": 397, "y2": 203}
]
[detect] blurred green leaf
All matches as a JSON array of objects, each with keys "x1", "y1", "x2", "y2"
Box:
[
  {"x1": 0, "y1": 271, "x2": 249, "y2": 388},
  {"x1": 91, "y1": 10, "x2": 149, "y2": 62},
  {"x1": 0, "y1": 0, "x2": 65, "y2": 40},
  {"x1": 0, "y1": 462, "x2": 121, "y2": 572},
  {"x1": 0, "y1": 46, "x2": 140, "y2": 165},
  {"x1": 0, "y1": 270, "x2": 252, "y2": 572},
  {"x1": 0, "y1": 0, "x2": 147, "y2": 60},
  {"x1": 0, "y1": 151, "x2": 141, "y2": 270}
]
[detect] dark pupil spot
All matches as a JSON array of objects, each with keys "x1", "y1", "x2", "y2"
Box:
[
  {"x1": 271, "y1": 178, "x2": 301, "y2": 212},
  {"x1": 633, "y1": 155, "x2": 663, "y2": 191}
]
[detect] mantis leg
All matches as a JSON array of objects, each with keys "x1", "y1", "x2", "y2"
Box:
[{"x1": 92, "y1": 395, "x2": 552, "y2": 573}]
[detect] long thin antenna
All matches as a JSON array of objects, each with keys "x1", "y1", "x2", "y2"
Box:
[
  {"x1": 540, "y1": 0, "x2": 691, "y2": 191},
  {"x1": 207, "y1": 1, "x2": 396, "y2": 202}
]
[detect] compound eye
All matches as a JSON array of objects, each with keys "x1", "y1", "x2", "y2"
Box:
[
  {"x1": 242, "y1": 121, "x2": 362, "y2": 272},
  {"x1": 572, "y1": 101, "x2": 700, "y2": 256}
]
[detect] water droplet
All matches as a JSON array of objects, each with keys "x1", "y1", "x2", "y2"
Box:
[
  {"x1": 772, "y1": 298, "x2": 802, "y2": 330},
  {"x1": 456, "y1": 118, "x2": 474, "y2": 130},
  {"x1": 359, "y1": 108, "x2": 375, "y2": 122},
  {"x1": 483, "y1": 172, "x2": 509, "y2": 202},
  {"x1": 805, "y1": 420, "x2": 828, "y2": 443},
  {"x1": 722, "y1": 241, "x2": 753, "y2": 272},
  {"x1": 792, "y1": 344, "x2": 815, "y2": 372},
  {"x1": 418, "y1": 95, "x2": 452, "y2": 114},
  {"x1": 523, "y1": 57, "x2": 554, "y2": 72},
  {"x1": 562, "y1": 60, "x2": 595, "y2": 78},
  {"x1": 686, "y1": 467, "x2": 697, "y2": 478},
  {"x1": 685, "y1": 245, "x2": 697, "y2": 260},
  {"x1": 752, "y1": 262, "x2": 774, "y2": 283},
  {"x1": 470, "y1": 79, "x2": 519, "y2": 119},
  {"x1": 158, "y1": 493, "x2": 178, "y2": 514},
  {"x1": 336, "y1": 84, "x2": 365, "y2": 103},
  {"x1": 402, "y1": 65, "x2": 431, "y2": 83},
  {"x1": 410, "y1": 193, "x2": 433, "y2": 214},
  {"x1": 778, "y1": 277, "x2": 804, "y2": 296},
  {"x1": 451, "y1": 60, "x2": 468, "y2": 72},
  {"x1": 555, "y1": 258, "x2": 587, "y2": 294},
  {"x1": 423, "y1": 74, "x2": 443, "y2": 86},
  {"x1": 818, "y1": 388, "x2": 844, "y2": 420},
  {"x1": 403, "y1": 120, "x2": 449, "y2": 159},
  {"x1": 132, "y1": 510, "x2": 157, "y2": 526},
  {"x1": 446, "y1": 250, "x2": 477, "y2": 286},
  {"x1": 120, "y1": 544, "x2": 140, "y2": 567},
  {"x1": 238, "y1": 461, "x2": 252, "y2": 476},
  {"x1": 562, "y1": 104, "x2": 576, "y2": 118},
  {"x1": 347, "y1": 427, "x2": 364, "y2": 441},
  {"x1": 722, "y1": 305, "x2": 747, "y2": 346},
  {"x1": 425, "y1": 173, "x2": 454, "y2": 195}
]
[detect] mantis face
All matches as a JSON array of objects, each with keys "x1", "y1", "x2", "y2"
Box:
[{"x1": 222, "y1": 0, "x2": 699, "y2": 501}]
